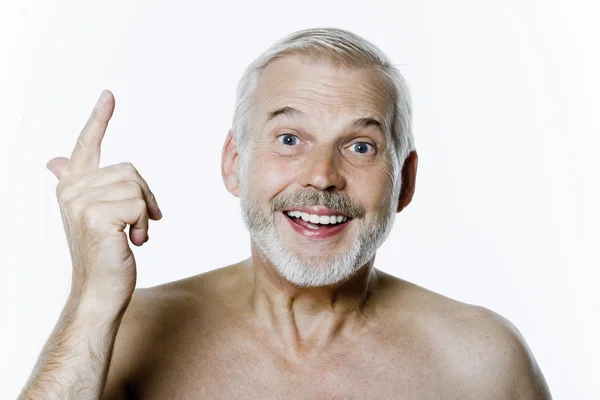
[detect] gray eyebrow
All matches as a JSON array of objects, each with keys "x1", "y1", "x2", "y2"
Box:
[
  {"x1": 267, "y1": 106, "x2": 385, "y2": 134},
  {"x1": 351, "y1": 117, "x2": 385, "y2": 134},
  {"x1": 267, "y1": 106, "x2": 305, "y2": 122}
]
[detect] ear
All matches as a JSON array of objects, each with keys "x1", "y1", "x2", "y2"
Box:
[
  {"x1": 397, "y1": 151, "x2": 418, "y2": 213},
  {"x1": 221, "y1": 131, "x2": 241, "y2": 197}
]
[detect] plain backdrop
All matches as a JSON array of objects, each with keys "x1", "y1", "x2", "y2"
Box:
[{"x1": 1, "y1": 0, "x2": 598, "y2": 398}]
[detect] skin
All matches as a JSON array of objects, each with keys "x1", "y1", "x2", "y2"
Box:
[
  {"x1": 233, "y1": 56, "x2": 406, "y2": 345},
  {"x1": 21, "y1": 57, "x2": 551, "y2": 399},
  {"x1": 102, "y1": 57, "x2": 551, "y2": 398}
]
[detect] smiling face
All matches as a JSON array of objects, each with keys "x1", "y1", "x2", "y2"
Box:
[{"x1": 235, "y1": 56, "x2": 401, "y2": 287}]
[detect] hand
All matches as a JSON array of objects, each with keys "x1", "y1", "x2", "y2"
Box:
[{"x1": 46, "y1": 90, "x2": 162, "y2": 310}]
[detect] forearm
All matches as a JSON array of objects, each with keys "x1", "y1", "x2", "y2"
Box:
[{"x1": 18, "y1": 296, "x2": 128, "y2": 400}]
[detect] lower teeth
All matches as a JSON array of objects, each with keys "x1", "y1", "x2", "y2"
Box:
[
  {"x1": 289, "y1": 215, "x2": 344, "y2": 228},
  {"x1": 298, "y1": 219, "x2": 340, "y2": 229}
]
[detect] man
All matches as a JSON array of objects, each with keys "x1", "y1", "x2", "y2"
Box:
[{"x1": 20, "y1": 28, "x2": 551, "y2": 399}]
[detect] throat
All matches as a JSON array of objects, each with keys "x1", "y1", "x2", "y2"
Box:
[
  {"x1": 248, "y1": 260, "x2": 380, "y2": 355},
  {"x1": 261, "y1": 296, "x2": 372, "y2": 357}
]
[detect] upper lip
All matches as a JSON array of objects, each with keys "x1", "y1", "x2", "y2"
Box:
[{"x1": 282, "y1": 206, "x2": 352, "y2": 218}]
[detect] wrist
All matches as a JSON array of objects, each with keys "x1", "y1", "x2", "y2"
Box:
[{"x1": 66, "y1": 289, "x2": 131, "y2": 327}]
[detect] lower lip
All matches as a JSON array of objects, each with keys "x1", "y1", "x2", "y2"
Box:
[{"x1": 283, "y1": 213, "x2": 351, "y2": 239}]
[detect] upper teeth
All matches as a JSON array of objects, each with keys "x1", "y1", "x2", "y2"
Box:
[{"x1": 286, "y1": 211, "x2": 348, "y2": 225}]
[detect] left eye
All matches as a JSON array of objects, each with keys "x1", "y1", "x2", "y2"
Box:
[{"x1": 350, "y1": 142, "x2": 373, "y2": 154}]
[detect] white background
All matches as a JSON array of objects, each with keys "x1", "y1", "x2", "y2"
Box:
[{"x1": 1, "y1": 0, "x2": 598, "y2": 398}]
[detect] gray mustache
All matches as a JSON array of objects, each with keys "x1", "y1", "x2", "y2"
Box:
[{"x1": 271, "y1": 190, "x2": 365, "y2": 219}]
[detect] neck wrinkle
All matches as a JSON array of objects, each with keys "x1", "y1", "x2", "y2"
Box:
[{"x1": 245, "y1": 249, "x2": 380, "y2": 357}]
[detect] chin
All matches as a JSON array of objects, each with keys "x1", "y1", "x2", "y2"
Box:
[
  {"x1": 241, "y1": 195, "x2": 395, "y2": 287},
  {"x1": 275, "y1": 255, "x2": 361, "y2": 288},
  {"x1": 255, "y1": 231, "x2": 371, "y2": 288}
]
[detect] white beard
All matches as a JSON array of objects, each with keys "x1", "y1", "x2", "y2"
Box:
[{"x1": 239, "y1": 179, "x2": 398, "y2": 288}]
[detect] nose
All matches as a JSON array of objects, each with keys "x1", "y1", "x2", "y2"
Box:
[{"x1": 297, "y1": 145, "x2": 346, "y2": 191}]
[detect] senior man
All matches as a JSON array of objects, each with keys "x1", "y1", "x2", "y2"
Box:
[{"x1": 20, "y1": 28, "x2": 551, "y2": 399}]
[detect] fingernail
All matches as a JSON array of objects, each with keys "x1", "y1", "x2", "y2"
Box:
[{"x1": 158, "y1": 208, "x2": 163, "y2": 218}]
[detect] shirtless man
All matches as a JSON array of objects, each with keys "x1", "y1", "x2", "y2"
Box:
[{"x1": 19, "y1": 28, "x2": 552, "y2": 399}]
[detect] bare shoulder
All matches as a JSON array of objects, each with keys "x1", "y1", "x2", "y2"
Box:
[
  {"x1": 101, "y1": 282, "x2": 200, "y2": 399},
  {"x1": 102, "y1": 263, "x2": 246, "y2": 399},
  {"x1": 438, "y1": 303, "x2": 552, "y2": 399},
  {"x1": 377, "y1": 271, "x2": 552, "y2": 399}
]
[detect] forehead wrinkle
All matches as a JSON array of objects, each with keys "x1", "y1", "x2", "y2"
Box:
[
  {"x1": 254, "y1": 58, "x2": 394, "y2": 137},
  {"x1": 267, "y1": 78, "x2": 386, "y2": 109},
  {"x1": 262, "y1": 105, "x2": 388, "y2": 144},
  {"x1": 265, "y1": 89, "x2": 388, "y2": 126}
]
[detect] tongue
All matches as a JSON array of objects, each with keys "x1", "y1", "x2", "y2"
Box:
[{"x1": 293, "y1": 217, "x2": 330, "y2": 230}]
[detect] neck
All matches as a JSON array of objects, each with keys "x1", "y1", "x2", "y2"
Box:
[{"x1": 245, "y1": 242, "x2": 380, "y2": 358}]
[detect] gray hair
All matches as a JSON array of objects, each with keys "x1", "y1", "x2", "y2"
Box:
[{"x1": 231, "y1": 27, "x2": 415, "y2": 176}]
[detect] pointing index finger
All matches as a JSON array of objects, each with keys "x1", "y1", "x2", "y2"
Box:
[{"x1": 68, "y1": 90, "x2": 115, "y2": 175}]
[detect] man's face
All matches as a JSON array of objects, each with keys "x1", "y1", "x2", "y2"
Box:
[{"x1": 238, "y1": 56, "x2": 399, "y2": 287}]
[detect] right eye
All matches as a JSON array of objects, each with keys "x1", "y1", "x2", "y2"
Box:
[{"x1": 277, "y1": 134, "x2": 299, "y2": 146}]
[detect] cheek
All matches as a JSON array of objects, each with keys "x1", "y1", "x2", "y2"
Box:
[
  {"x1": 248, "y1": 151, "x2": 297, "y2": 198},
  {"x1": 353, "y1": 165, "x2": 395, "y2": 210}
]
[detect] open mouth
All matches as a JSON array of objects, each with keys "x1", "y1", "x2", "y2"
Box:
[{"x1": 283, "y1": 210, "x2": 352, "y2": 238}]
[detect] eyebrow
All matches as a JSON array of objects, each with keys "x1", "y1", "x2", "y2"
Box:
[
  {"x1": 351, "y1": 117, "x2": 385, "y2": 134},
  {"x1": 266, "y1": 106, "x2": 385, "y2": 134},
  {"x1": 267, "y1": 106, "x2": 305, "y2": 121}
]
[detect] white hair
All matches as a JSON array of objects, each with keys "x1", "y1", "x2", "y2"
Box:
[{"x1": 231, "y1": 27, "x2": 415, "y2": 184}]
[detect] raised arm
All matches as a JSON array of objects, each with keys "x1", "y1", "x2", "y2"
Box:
[{"x1": 19, "y1": 90, "x2": 162, "y2": 399}]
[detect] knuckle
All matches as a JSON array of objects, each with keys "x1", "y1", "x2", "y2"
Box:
[
  {"x1": 82, "y1": 205, "x2": 102, "y2": 227},
  {"x1": 76, "y1": 135, "x2": 99, "y2": 152},
  {"x1": 75, "y1": 136, "x2": 87, "y2": 149},
  {"x1": 134, "y1": 198, "x2": 148, "y2": 214},
  {"x1": 134, "y1": 197, "x2": 147, "y2": 208},
  {"x1": 126, "y1": 181, "x2": 143, "y2": 197},
  {"x1": 120, "y1": 161, "x2": 137, "y2": 173},
  {"x1": 119, "y1": 162, "x2": 140, "y2": 181},
  {"x1": 56, "y1": 185, "x2": 73, "y2": 205}
]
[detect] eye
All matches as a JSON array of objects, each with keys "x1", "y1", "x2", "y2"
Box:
[
  {"x1": 277, "y1": 134, "x2": 299, "y2": 146},
  {"x1": 350, "y1": 141, "x2": 374, "y2": 154}
]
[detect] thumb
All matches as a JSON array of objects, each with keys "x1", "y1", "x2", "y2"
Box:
[{"x1": 46, "y1": 157, "x2": 70, "y2": 180}]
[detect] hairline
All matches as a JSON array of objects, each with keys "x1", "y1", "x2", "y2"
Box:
[
  {"x1": 232, "y1": 29, "x2": 415, "y2": 197},
  {"x1": 236, "y1": 53, "x2": 400, "y2": 148}
]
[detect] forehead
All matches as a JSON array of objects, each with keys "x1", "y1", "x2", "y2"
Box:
[{"x1": 253, "y1": 56, "x2": 395, "y2": 125}]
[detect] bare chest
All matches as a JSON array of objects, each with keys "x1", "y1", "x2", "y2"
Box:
[{"x1": 128, "y1": 331, "x2": 466, "y2": 399}]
